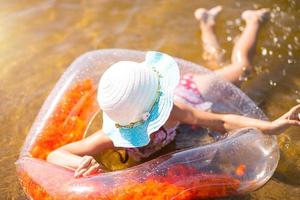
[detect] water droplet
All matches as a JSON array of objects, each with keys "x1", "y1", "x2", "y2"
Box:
[
  {"x1": 261, "y1": 48, "x2": 267, "y2": 56},
  {"x1": 288, "y1": 51, "x2": 293, "y2": 56},
  {"x1": 296, "y1": 99, "x2": 300, "y2": 104},
  {"x1": 288, "y1": 44, "x2": 293, "y2": 49},
  {"x1": 235, "y1": 18, "x2": 241, "y2": 25},
  {"x1": 269, "y1": 80, "x2": 277, "y2": 86},
  {"x1": 269, "y1": 50, "x2": 273, "y2": 55},
  {"x1": 270, "y1": 12, "x2": 276, "y2": 19},
  {"x1": 273, "y1": 37, "x2": 278, "y2": 44},
  {"x1": 294, "y1": 36, "x2": 299, "y2": 45},
  {"x1": 238, "y1": 76, "x2": 248, "y2": 81},
  {"x1": 227, "y1": 36, "x2": 232, "y2": 41},
  {"x1": 288, "y1": 59, "x2": 293, "y2": 64}
]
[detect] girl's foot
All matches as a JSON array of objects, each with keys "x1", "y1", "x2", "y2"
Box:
[
  {"x1": 241, "y1": 8, "x2": 270, "y2": 24},
  {"x1": 194, "y1": 5, "x2": 223, "y2": 26}
]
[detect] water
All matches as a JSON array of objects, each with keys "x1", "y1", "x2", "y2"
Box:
[{"x1": 0, "y1": 0, "x2": 299, "y2": 199}]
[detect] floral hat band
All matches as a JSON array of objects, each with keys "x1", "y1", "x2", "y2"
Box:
[
  {"x1": 115, "y1": 67, "x2": 162, "y2": 129},
  {"x1": 98, "y1": 51, "x2": 180, "y2": 148}
]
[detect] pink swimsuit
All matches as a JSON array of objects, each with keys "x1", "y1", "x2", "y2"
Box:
[{"x1": 126, "y1": 74, "x2": 212, "y2": 161}]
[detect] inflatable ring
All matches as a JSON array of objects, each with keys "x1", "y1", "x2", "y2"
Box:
[{"x1": 16, "y1": 49, "x2": 279, "y2": 200}]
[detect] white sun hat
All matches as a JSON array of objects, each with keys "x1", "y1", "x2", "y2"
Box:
[{"x1": 98, "y1": 51, "x2": 180, "y2": 148}]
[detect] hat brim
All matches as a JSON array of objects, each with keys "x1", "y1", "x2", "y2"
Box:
[{"x1": 102, "y1": 51, "x2": 180, "y2": 148}]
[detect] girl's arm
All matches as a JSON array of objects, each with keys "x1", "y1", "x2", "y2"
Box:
[
  {"x1": 47, "y1": 130, "x2": 114, "y2": 177},
  {"x1": 171, "y1": 102, "x2": 300, "y2": 135}
]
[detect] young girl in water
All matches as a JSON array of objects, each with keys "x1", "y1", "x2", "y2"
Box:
[{"x1": 47, "y1": 7, "x2": 300, "y2": 178}]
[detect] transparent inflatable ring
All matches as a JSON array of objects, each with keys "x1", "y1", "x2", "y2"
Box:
[{"x1": 16, "y1": 49, "x2": 279, "y2": 200}]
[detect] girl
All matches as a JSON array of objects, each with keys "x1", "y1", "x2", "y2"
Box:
[{"x1": 47, "y1": 7, "x2": 300, "y2": 178}]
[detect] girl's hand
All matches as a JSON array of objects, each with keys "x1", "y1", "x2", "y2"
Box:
[
  {"x1": 74, "y1": 156, "x2": 104, "y2": 178},
  {"x1": 271, "y1": 105, "x2": 300, "y2": 135}
]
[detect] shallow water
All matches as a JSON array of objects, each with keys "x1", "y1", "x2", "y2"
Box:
[{"x1": 0, "y1": 0, "x2": 299, "y2": 199}]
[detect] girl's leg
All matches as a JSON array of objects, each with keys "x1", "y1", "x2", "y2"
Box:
[
  {"x1": 194, "y1": 6, "x2": 224, "y2": 67},
  {"x1": 215, "y1": 9, "x2": 270, "y2": 85}
]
